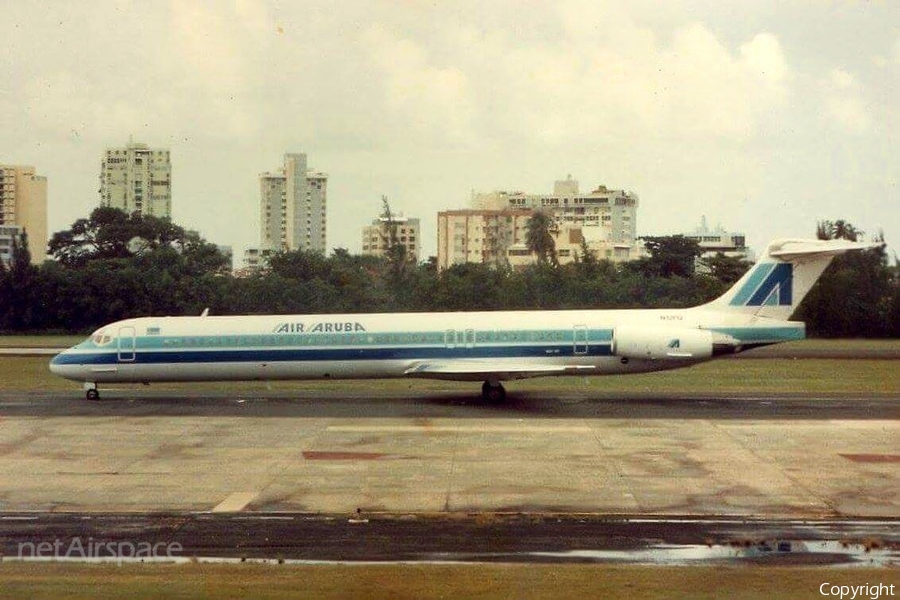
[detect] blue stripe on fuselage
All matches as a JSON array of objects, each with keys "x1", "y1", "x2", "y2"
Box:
[{"x1": 52, "y1": 344, "x2": 614, "y2": 365}]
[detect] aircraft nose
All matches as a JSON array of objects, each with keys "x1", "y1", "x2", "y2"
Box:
[
  {"x1": 49, "y1": 349, "x2": 86, "y2": 382},
  {"x1": 49, "y1": 352, "x2": 63, "y2": 374},
  {"x1": 49, "y1": 350, "x2": 70, "y2": 377}
]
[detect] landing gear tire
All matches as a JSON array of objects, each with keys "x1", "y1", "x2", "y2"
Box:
[
  {"x1": 481, "y1": 381, "x2": 506, "y2": 403},
  {"x1": 85, "y1": 384, "x2": 100, "y2": 401}
]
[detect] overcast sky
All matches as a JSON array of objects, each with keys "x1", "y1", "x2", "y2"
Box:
[{"x1": 2, "y1": 1, "x2": 897, "y2": 260}]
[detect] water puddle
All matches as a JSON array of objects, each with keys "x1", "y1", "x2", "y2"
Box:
[{"x1": 526, "y1": 540, "x2": 897, "y2": 567}]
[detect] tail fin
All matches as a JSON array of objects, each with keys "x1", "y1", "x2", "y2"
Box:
[{"x1": 702, "y1": 238, "x2": 882, "y2": 320}]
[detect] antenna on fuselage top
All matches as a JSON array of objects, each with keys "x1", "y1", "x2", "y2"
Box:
[{"x1": 201, "y1": 308, "x2": 210, "y2": 317}]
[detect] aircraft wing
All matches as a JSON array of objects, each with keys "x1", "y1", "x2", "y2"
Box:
[{"x1": 404, "y1": 360, "x2": 596, "y2": 382}]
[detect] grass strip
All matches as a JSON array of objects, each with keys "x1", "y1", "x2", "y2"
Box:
[
  {"x1": 0, "y1": 562, "x2": 897, "y2": 600},
  {"x1": 0, "y1": 355, "x2": 897, "y2": 395}
]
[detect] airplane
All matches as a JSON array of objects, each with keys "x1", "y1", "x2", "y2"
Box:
[{"x1": 50, "y1": 238, "x2": 879, "y2": 401}]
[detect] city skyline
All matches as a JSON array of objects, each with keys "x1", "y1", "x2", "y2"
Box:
[{"x1": 1, "y1": 2, "x2": 896, "y2": 260}]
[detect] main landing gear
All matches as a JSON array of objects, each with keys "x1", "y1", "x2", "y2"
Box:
[
  {"x1": 84, "y1": 383, "x2": 100, "y2": 401},
  {"x1": 481, "y1": 381, "x2": 506, "y2": 403}
]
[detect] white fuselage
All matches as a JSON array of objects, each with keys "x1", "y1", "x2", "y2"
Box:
[{"x1": 49, "y1": 306, "x2": 804, "y2": 385}]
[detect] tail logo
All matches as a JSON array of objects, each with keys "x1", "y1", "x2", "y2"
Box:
[{"x1": 729, "y1": 263, "x2": 793, "y2": 307}]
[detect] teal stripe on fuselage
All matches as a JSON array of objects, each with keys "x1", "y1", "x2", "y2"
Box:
[
  {"x1": 710, "y1": 326, "x2": 804, "y2": 343},
  {"x1": 78, "y1": 328, "x2": 615, "y2": 351}
]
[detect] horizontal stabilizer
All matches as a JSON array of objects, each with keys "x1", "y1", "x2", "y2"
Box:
[{"x1": 768, "y1": 239, "x2": 883, "y2": 259}]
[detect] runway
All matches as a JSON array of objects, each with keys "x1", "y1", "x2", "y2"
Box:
[
  {"x1": 0, "y1": 390, "x2": 897, "y2": 518},
  {"x1": 1, "y1": 388, "x2": 898, "y2": 418},
  {"x1": 1, "y1": 512, "x2": 897, "y2": 566}
]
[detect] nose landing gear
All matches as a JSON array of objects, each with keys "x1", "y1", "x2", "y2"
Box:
[
  {"x1": 481, "y1": 381, "x2": 506, "y2": 403},
  {"x1": 84, "y1": 383, "x2": 100, "y2": 401}
]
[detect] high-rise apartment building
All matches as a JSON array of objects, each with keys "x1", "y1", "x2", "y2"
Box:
[
  {"x1": 362, "y1": 213, "x2": 420, "y2": 261},
  {"x1": 0, "y1": 164, "x2": 48, "y2": 263},
  {"x1": 259, "y1": 153, "x2": 328, "y2": 252},
  {"x1": 99, "y1": 139, "x2": 171, "y2": 218}
]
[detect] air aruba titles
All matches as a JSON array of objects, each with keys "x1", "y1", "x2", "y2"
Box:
[{"x1": 273, "y1": 321, "x2": 367, "y2": 334}]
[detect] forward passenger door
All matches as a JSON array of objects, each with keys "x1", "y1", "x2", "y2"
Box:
[{"x1": 117, "y1": 326, "x2": 136, "y2": 362}]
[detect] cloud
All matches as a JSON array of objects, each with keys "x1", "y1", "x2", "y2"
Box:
[
  {"x1": 363, "y1": 25, "x2": 476, "y2": 144},
  {"x1": 740, "y1": 33, "x2": 789, "y2": 85},
  {"x1": 361, "y1": 12, "x2": 791, "y2": 145},
  {"x1": 20, "y1": 72, "x2": 144, "y2": 142},
  {"x1": 829, "y1": 68, "x2": 856, "y2": 90},
  {"x1": 825, "y1": 96, "x2": 872, "y2": 134},
  {"x1": 164, "y1": 0, "x2": 279, "y2": 138},
  {"x1": 822, "y1": 67, "x2": 871, "y2": 133}
]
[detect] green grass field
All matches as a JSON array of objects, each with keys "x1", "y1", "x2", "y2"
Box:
[
  {"x1": 0, "y1": 335, "x2": 85, "y2": 348},
  {"x1": 0, "y1": 354, "x2": 897, "y2": 396},
  {"x1": 760, "y1": 339, "x2": 900, "y2": 352},
  {"x1": 0, "y1": 562, "x2": 897, "y2": 600}
]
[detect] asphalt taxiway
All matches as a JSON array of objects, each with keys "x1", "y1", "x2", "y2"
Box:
[{"x1": 0, "y1": 390, "x2": 897, "y2": 517}]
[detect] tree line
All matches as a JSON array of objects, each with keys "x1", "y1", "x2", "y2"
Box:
[{"x1": 0, "y1": 208, "x2": 897, "y2": 337}]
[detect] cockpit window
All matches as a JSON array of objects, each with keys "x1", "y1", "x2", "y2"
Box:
[{"x1": 90, "y1": 330, "x2": 113, "y2": 346}]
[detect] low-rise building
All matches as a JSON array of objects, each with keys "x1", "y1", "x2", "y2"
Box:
[
  {"x1": 437, "y1": 209, "x2": 534, "y2": 270},
  {"x1": 238, "y1": 247, "x2": 274, "y2": 274},
  {"x1": 0, "y1": 224, "x2": 22, "y2": 268},
  {"x1": 464, "y1": 176, "x2": 643, "y2": 267},
  {"x1": 473, "y1": 176, "x2": 639, "y2": 247},
  {"x1": 504, "y1": 227, "x2": 642, "y2": 268},
  {"x1": 439, "y1": 177, "x2": 643, "y2": 269},
  {"x1": 362, "y1": 214, "x2": 420, "y2": 262},
  {"x1": 683, "y1": 217, "x2": 752, "y2": 270}
]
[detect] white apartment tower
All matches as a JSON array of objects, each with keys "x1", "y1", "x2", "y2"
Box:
[
  {"x1": 0, "y1": 164, "x2": 48, "y2": 263},
  {"x1": 260, "y1": 153, "x2": 328, "y2": 252},
  {"x1": 100, "y1": 140, "x2": 171, "y2": 218}
]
